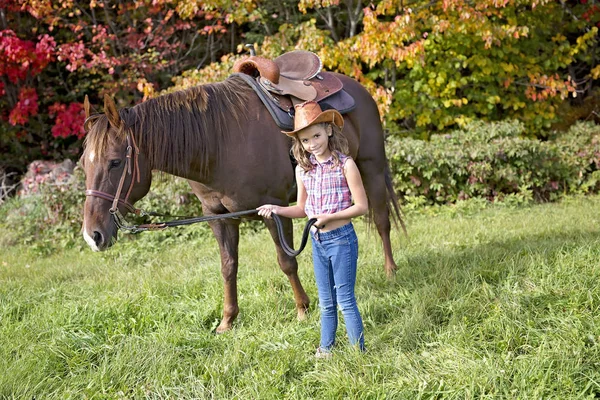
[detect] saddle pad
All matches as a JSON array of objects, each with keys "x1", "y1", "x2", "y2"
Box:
[{"x1": 232, "y1": 73, "x2": 356, "y2": 131}]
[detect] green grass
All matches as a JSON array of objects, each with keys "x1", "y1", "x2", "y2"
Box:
[{"x1": 1, "y1": 196, "x2": 600, "y2": 399}]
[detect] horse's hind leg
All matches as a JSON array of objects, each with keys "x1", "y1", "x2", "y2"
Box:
[
  {"x1": 263, "y1": 217, "x2": 310, "y2": 320},
  {"x1": 208, "y1": 219, "x2": 241, "y2": 333},
  {"x1": 359, "y1": 160, "x2": 399, "y2": 278}
]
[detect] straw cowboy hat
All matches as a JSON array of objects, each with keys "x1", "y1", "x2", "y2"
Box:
[{"x1": 283, "y1": 101, "x2": 344, "y2": 136}]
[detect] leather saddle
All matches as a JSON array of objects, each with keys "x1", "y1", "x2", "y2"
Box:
[{"x1": 232, "y1": 50, "x2": 355, "y2": 130}]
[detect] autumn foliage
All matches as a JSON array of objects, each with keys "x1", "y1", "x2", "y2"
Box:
[{"x1": 1, "y1": 0, "x2": 600, "y2": 173}]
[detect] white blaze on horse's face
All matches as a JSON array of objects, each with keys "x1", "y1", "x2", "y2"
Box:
[{"x1": 82, "y1": 222, "x2": 100, "y2": 252}]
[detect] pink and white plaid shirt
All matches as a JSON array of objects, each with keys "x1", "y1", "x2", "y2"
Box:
[{"x1": 300, "y1": 152, "x2": 353, "y2": 217}]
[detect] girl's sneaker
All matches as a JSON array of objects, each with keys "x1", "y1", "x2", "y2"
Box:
[{"x1": 315, "y1": 347, "x2": 333, "y2": 359}]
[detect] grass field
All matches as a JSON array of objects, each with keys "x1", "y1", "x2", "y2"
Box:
[{"x1": 1, "y1": 196, "x2": 600, "y2": 399}]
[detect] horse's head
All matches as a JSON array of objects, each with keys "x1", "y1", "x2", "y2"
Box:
[{"x1": 81, "y1": 95, "x2": 152, "y2": 251}]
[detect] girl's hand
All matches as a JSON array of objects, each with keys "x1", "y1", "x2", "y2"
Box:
[
  {"x1": 314, "y1": 214, "x2": 331, "y2": 229},
  {"x1": 257, "y1": 204, "x2": 279, "y2": 219}
]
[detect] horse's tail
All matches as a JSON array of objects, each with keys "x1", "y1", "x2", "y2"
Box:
[{"x1": 384, "y1": 161, "x2": 407, "y2": 236}]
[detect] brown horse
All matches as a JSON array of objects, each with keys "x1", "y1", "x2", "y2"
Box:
[{"x1": 81, "y1": 73, "x2": 403, "y2": 333}]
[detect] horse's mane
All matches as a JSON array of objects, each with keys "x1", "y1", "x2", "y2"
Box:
[{"x1": 83, "y1": 75, "x2": 253, "y2": 177}]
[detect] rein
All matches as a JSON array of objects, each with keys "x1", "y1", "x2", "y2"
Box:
[
  {"x1": 85, "y1": 132, "x2": 315, "y2": 257},
  {"x1": 115, "y1": 208, "x2": 317, "y2": 258}
]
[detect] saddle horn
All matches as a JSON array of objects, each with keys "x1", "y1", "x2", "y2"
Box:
[{"x1": 245, "y1": 44, "x2": 256, "y2": 56}]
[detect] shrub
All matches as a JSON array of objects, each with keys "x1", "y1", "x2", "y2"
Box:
[
  {"x1": 0, "y1": 161, "x2": 85, "y2": 254},
  {"x1": 551, "y1": 122, "x2": 600, "y2": 194},
  {"x1": 386, "y1": 121, "x2": 600, "y2": 205}
]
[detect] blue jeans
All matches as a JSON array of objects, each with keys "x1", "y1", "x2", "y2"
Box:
[{"x1": 311, "y1": 222, "x2": 365, "y2": 351}]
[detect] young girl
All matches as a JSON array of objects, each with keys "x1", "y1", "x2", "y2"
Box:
[{"x1": 257, "y1": 101, "x2": 368, "y2": 357}]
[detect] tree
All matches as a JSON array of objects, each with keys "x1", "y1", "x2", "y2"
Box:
[
  {"x1": 316, "y1": 0, "x2": 596, "y2": 136},
  {"x1": 0, "y1": 0, "x2": 261, "y2": 172}
]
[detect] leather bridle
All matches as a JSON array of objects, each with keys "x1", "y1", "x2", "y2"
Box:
[{"x1": 85, "y1": 132, "x2": 142, "y2": 224}]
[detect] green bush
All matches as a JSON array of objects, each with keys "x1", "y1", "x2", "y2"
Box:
[
  {"x1": 552, "y1": 122, "x2": 600, "y2": 194},
  {"x1": 0, "y1": 166, "x2": 86, "y2": 254},
  {"x1": 387, "y1": 121, "x2": 600, "y2": 205}
]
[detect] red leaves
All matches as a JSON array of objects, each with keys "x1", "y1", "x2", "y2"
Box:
[
  {"x1": 0, "y1": 29, "x2": 55, "y2": 83},
  {"x1": 56, "y1": 26, "x2": 121, "y2": 73},
  {"x1": 56, "y1": 41, "x2": 86, "y2": 72},
  {"x1": 0, "y1": 30, "x2": 50, "y2": 127},
  {"x1": 581, "y1": 5, "x2": 600, "y2": 21},
  {"x1": 525, "y1": 74, "x2": 576, "y2": 102},
  {"x1": 8, "y1": 87, "x2": 38, "y2": 126},
  {"x1": 35, "y1": 34, "x2": 56, "y2": 66},
  {"x1": 0, "y1": 29, "x2": 53, "y2": 82},
  {"x1": 48, "y1": 102, "x2": 86, "y2": 139}
]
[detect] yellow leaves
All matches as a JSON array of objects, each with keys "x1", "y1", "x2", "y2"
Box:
[
  {"x1": 426, "y1": 71, "x2": 447, "y2": 88},
  {"x1": 487, "y1": 95, "x2": 501, "y2": 104},
  {"x1": 436, "y1": 71, "x2": 446, "y2": 86},
  {"x1": 136, "y1": 78, "x2": 156, "y2": 101},
  {"x1": 172, "y1": 0, "x2": 257, "y2": 22},
  {"x1": 513, "y1": 101, "x2": 526, "y2": 110},
  {"x1": 443, "y1": 98, "x2": 469, "y2": 108},
  {"x1": 501, "y1": 62, "x2": 516, "y2": 73},
  {"x1": 453, "y1": 114, "x2": 472, "y2": 127},
  {"x1": 552, "y1": 34, "x2": 567, "y2": 43},
  {"x1": 298, "y1": 0, "x2": 341, "y2": 14},
  {"x1": 493, "y1": 0, "x2": 510, "y2": 7},
  {"x1": 481, "y1": 30, "x2": 494, "y2": 49},
  {"x1": 20, "y1": 0, "x2": 55, "y2": 20},
  {"x1": 530, "y1": 0, "x2": 553, "y2": 9},
  {"x1": 372, "y1": 86, "x2": 394, "y2": 125},
  {"x1": 258, "y1": 19, "x2": 336, "y2": 61},
  {"x1": 570, "y1": 27, "x2": 599, "y2": 57},
  {"x1": 374, "y1": 0, "x2": 403, "y2": 15},
  {"x1": 416, "y1": 113, "x2": 432, "y2": 127},
  {"x1": 175, "y1": 1, "x2": 200, "y2": 19},
  {"x1": 591, "y1": 65, "x2": 600, "y2": 80},
  {"x1": 168, "y1": 54, "x2": 240, "y2": 92}
]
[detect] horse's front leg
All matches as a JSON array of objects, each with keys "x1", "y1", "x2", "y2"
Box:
[
  {"x1": 263, "y1": 217, "x2": 310, "y2": 321},
  {"x1": 208, "y1": 219, "x2": 241, "y2": 333}
]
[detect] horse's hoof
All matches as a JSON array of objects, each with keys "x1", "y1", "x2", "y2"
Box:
[
  {"x1": 215, "y1": 323, "x2": 232, "y2": 334},
  {"x1": 385, "y1": 264, "x2": 398, "y2": 279},
  {"x1": 297, "y1": 307, "x2": 308, "y2": 321}
]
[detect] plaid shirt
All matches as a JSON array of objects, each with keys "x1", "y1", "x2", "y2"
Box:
[{"x1": 300, "y1": 152, "x2": 353, "y2": 217}]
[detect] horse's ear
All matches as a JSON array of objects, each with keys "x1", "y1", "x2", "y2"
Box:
[
  {"x1": 84, "y1": 95, "x2": 91, "y2": 119},
  {"x1": 104, "y1": 94, "x2": 122, "y2": 129}
]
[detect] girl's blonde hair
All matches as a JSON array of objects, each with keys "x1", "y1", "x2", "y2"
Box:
[{"x1": 291, "y1": 123, "x2": 349, "y2": 171}]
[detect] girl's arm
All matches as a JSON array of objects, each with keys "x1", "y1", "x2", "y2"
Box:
[
  {"x1": 314, "y1": 158, "x2": 368, "y2": 227},
  {"x1": 257, "y1": 165, "x2": 307, "y2": 219}
]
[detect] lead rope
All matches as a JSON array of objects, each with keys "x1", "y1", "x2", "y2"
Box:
[{"x1": 113, "y1": 209, "x2": 317, "y2": 258}]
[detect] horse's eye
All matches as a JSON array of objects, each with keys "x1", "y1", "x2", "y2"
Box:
[{"x1": 109, "y1": 159, "x2": 122, "y2": 169}]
